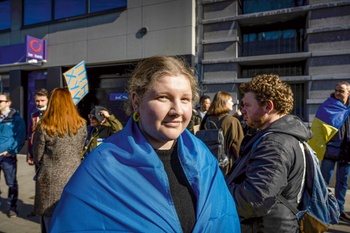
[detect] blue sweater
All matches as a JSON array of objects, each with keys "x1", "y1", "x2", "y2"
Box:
[{"x1": 50, "y1": 118, "x2": 240, "y2": 233}]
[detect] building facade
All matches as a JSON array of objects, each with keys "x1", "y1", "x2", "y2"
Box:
[
  {"x1": 0, "y1": 0, "x2": 349, "y2": 138},
  {"x1": 197, "y1": 0, "x2": 350, "y2": 124},
  {"x1": 0, "y1": 0, "x2": 196, "y2": 130}
]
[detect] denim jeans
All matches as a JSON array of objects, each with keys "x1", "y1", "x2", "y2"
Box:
[
  {"x1": 0, "y1": 156, "x2": 18, "y2": 210},
  {"x1": 321, "y1": 159, "x2": 350, "y2": 213}
]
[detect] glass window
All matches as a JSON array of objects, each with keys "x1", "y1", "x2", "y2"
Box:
[
  {"x1": 54, "y1": 0, "x2": 86, "y2": 20},
  {"x1": 290, "y1": 83, "x2": 305, "y2": 121},
  {"x1": 243, "y1": 29, "x2": 302, "y2": 56},
  {"x1": 23, "y1": 0, "x2": 127, "y2": 26},
  {"x1": 0, "y1": 0, "x2": 11, "y2": 30},
  {"x1": 90, "y1": 0, "x2": 127, "y2": 13},
  {"x1": 240, "y1": 0, "x2": 307, "y2": 14},
  {"x1": 24, "y1": 0, "x2": 52, "y2": 26},
  {"x1": 0, "y1": 74, "x2": 10, "y2": 94},
  {"x1": 241, "y1": 62, "x2": 305, "y2": 78}
]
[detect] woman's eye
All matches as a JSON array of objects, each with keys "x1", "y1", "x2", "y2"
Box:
[{"x1": 182, "y1": 98, "x2": 191, "y2": 103}]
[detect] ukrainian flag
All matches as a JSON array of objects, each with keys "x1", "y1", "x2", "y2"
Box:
[{"x1": 308, "y1": 97, "x2": 350, "y2": 160}]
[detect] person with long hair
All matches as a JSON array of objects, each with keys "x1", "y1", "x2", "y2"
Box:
[
  {"x1": 33, "y1": 87, "x2": 87, "y2": 233},
  {"x1": 200, "y1": 91, "x2": 244, "y2": 174},
  {"x1": 26, "y1": 88, "x2": 50, "y2": 218},
  {"x1": 49, "y1": 56, "x2": 240, "y2": 233}
]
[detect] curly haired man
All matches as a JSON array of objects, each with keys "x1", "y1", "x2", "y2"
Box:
[{"x1": 226, "y1": 74, "x2": 313, "y2": 232}]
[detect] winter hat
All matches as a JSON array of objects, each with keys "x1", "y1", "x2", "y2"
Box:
[{"x1": 89, "y1": 106, "x2": 108, "y2": 123}]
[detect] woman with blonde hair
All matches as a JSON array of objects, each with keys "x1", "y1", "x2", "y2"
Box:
[
  {"x1": 49, "y1": 56, "x2": 240, "y2": 232},
  {"x1": 33, "y1": 87, "x2": 87, "y2": 233},
  {"x1": 200, "y1": 91, "x2": 244, "y2": 174}
]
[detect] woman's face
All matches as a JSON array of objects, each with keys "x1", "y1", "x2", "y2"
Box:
[
  {"x1": 226, "y1": 97, "x2": 234, "y2": 111},
  {"x1": 133, "y1": 74, "x2": 193, "y2": 149}
]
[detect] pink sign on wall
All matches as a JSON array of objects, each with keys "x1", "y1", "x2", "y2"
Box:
[{"x1": 26, "y1": 35, "x2": 46, "y2": 61}]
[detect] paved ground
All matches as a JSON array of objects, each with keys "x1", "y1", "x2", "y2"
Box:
[
  {"x1": 0, "y1": 155, "x2": 40, "y2": 233},
  {"x1": 0, "y1": 154, "x2": 350, "y2": 233}
]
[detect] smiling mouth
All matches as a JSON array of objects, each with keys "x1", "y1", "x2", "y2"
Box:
[{"x1": 164, "y1": 121, "x2": 182, "y2": 127}]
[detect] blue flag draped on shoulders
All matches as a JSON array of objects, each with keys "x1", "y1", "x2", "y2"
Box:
[
  {"x1": 49, "y1": 118, "x2": 240, "y2": 233},
  {"x1": 308, "y1": 97, "x2": 350, "y2": 160}
]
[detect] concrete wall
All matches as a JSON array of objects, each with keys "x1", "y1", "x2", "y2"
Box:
[
  {"x1": 197, "y1": 0, "x2": 350, "y2": 122},
  {"x1": 0, "y1": 0, "x2": 196, "y2": 72}
]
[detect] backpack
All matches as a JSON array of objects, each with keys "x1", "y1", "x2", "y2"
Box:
[
  {"x1": 278, "y1": 141, "x2": 340, "y2": 233},
  {"x1": 195, "y1": 116, "x2": 229, "y2": 167},
  {"x1": 254, "y1": 133, "x2": 340, "y2": 233}
]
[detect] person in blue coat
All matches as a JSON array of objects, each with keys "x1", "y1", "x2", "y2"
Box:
[
  {"x1": 50, "y1": 55, "x2": 240, "y2": 233},
  {"x1": 0, "y1": 93, "x2": 26, "y2": 218}
]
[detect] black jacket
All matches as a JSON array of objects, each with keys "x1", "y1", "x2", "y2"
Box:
[{"x1": 226, "y1": 115, "x2": 313, "y2": 233}]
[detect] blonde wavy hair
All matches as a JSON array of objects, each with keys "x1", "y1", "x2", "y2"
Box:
[
  {"x1": 240, "y1": 74, "x2": 294, "y2": 115},
  {"x1": 125, "y1": 55, "x2": 199, "y2": 116}
]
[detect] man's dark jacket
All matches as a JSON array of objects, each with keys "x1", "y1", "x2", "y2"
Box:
[{"x1": 226, "y1": 114, "x2": 313, "y2": 233}]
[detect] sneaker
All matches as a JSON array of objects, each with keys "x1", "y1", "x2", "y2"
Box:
[
  {"x1": 7, "y1": 209, "x2": 17, "y2": 218},
  {"x1": 340, "y1": 212, "x2": 350, "y2": 222}
]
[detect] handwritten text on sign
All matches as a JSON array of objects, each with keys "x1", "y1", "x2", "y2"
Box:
[{"x1": 63, "y1": 61, "x2": 88, "y2": 105}]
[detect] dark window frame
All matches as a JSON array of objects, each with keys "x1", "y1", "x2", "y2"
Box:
[
  {"x1": 0, "y1": 0, "x2": 11, "y2": 31},
  {"x1": 23, "y1": 0, "x2": 127, "y2": 27},
  {"x1": 241, "y1": 19, "x2": 305, "y2": 57},
  {"x1": 290, "y1": 82, "x2": 305, "y2": 121},
  {"x1": 238, "y1": 0, "x2": 308, "y2": 14},
  {"x1": 240, "y1": 61, "x2": 305, "y2": 78}
]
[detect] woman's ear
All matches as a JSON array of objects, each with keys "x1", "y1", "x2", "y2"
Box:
[{"x1": 131, "y1": 92, "x2": 140, "y2": 112}]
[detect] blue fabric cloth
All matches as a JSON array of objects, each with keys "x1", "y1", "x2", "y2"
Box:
[
  {"x1": 321, "y1": 159, "x2": 350, "y2": 213},
  {"x1": 50, "y1": 118, "x2": 240, "y2": 233},
  {"x1": 309, "y1": 97, "x2": 350, "y2": 159},
  {"x1": 316, "y1": 97, "x2": 350, "y2": 129}
]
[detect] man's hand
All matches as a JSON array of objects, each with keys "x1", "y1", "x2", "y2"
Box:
[
  {"x1": 100, "y1": 110, "x2": 110, "y2": 118},
  {"x1": 0, "y1": 151, "x2": 12, "y2": 157},
  {"x1": 27, "y1": 154, "x2": 35, "y2": 165}
]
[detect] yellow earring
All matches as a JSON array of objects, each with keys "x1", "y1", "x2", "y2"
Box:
[{"x1": 133, "y1": 112, "x2": 140, "y2": 122}]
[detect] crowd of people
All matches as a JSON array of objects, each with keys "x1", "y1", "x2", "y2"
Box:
[{"x1": 0, "y1": 55, "x2": 349, "y2": 232}]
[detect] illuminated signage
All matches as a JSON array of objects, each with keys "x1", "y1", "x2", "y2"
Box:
[
  {"x1": 109, "y1": 93, "x2": 128, "y2": 101},
  {"x1": 26, "y1": 35, "x2": 46, "y2": 61}
]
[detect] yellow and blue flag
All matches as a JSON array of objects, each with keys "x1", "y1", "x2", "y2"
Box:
[{"x1": 308, "y1": 97, "x2": 350, "y2": 160}]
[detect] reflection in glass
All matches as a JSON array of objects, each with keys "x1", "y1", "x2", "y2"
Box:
[
  {"x1": 0, "y1": 0, "x2": 11, "y2": 30},
  {"x1": 23, "y1": 0, "x2": 127, "y2": 26},
  {"x1": 243, "y1": 29, "x2": 302, "y2": 56},
  {"x1": 241, "y1": 0, "x2": 307, "y2": 14},
  {"x1": 24, "y1": 0, "x2": 52, "y2": 26},
  {"x1": 90, "y1": 0, "x2": 127, "y2": 13},
  {"x1": 55, "y1": 0, "x2": 86, "y2": 20},
  {"x1": 241, "y1": 62, "x2": 304, "y2": 78}
]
